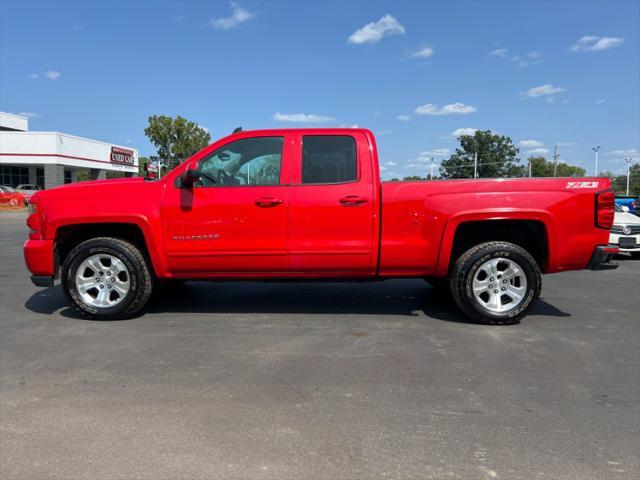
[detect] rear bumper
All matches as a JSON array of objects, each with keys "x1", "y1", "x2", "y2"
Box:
[
  {"x1": 588, "y1": 244, "x2": 620, "y2": 271},
  {"x1": 23, "y1": 239, "x2": 55, "y2": 281}
]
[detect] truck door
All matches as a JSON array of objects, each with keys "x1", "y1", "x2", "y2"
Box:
[
  {"x1": 288, "y1": 133, "x2": 377, "y2": 275},
  {"x1": 162, "y1": 134, "x2": 292, "y2": 275}
]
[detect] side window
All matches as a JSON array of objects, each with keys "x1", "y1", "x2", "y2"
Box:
[
  {"x1": 301, "y1": 136, "x2": 357, "y2": 184},
  {"x1": 198, "y1": 137, "x2": 284, "y2": 186}
]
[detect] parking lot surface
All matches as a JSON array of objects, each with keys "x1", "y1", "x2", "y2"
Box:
[{"x1": 1, "y1": 211, "x2": 639, "y2": 480}]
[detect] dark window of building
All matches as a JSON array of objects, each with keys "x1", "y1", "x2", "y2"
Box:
[
  {"x1": 36, "y1": 168, "x2": 45, "y2": 188},
  {"x1": 0, "y1": 165, "x2": 29, "y2": 188},
  {"x1": 301, "y1": 136, "x2": 357, "y2": 184},
  {"x1": 64, "y1": 170, "x2": 72, "y2": 184}
]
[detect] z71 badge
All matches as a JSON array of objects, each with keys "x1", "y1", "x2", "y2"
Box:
[{"x1": 566, "y1": 181, "x2": 599, "y2": 189}]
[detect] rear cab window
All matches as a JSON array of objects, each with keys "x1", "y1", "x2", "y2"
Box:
[{"x1": 301, "y1": 135, "x2": 358, "y2": 184}]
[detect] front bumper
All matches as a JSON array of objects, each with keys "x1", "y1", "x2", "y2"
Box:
[
  {"x1": 23, "y1": 239, "x2": 55, "y2": 285},
  {"x1": 588, "y1": 244, "x2": 620, "y2": 271},
  {"x1": 609, "y1": 232, "x2": 640, "y2": 252}
]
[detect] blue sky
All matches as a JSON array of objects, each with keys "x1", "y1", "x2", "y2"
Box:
[{"x1": 1, "y1": 0, "x2": 638, "y2": 179}]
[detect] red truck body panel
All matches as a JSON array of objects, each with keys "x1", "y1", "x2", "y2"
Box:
[{"x1": 23, "y1": 128, "x2": 612, "y2": 281}]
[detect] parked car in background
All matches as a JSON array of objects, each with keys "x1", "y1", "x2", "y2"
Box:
[
  {"x1": 610, "y1": 204, "x2": 640, "y2": 257},
  {"x1": 615, "y1": 195, "x2": 639, "y2": 215},
  {"x1": 0, "y1": 185, "x2": 28, "y2": 207},
  {"x1": 15, "y1": 184, "x2": 42, "y2": 197}
]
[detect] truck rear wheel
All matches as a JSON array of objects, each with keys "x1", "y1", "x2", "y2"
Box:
[
  {"x1": 450, "y1": 241, "x2": 541, "y2": 325},
  {"x1": 62, "y1": 237, "x2": 153, "y2": 319}
]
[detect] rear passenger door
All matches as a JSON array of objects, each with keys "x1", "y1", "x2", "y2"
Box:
[{"x1": 288, "y1": 133, "x2": 377, "y2": 275}]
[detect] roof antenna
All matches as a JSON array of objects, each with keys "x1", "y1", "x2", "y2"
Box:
[{"x1": 233, "y1": 127, "x2": 243, "y2": 134}]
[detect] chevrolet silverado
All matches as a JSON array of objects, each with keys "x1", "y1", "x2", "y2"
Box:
[{"x1": 24, "y1": 128, "x2": 618, "y2": 324}]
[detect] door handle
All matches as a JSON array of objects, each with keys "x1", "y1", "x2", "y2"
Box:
[
  {"x1": 255, "y1": 197, "x2": 284, "y2": 208},
  {"x1": 339, "y1": 195, "x2": 368, "y2": 206}
]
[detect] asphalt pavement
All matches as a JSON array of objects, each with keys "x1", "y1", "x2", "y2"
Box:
[{"x1": 1, "y1": 211, "x2": 639, "y2": 480}]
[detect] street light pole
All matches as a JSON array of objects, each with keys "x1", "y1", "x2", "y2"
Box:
[
  {"x1": 625, "y1": 158, "x2": 632, "y2": 195},
  {"x1": 430, "y1": 157, "x2": 435, "y2": 180},
  {"x1": 552, "y1": 145, "x2": 559, "y2": 177},
  {"x1": 473, "y1": 152, "x2": 478, "y2": 179},
  {"x1": 592, "y1": 146, "x2": 600, "y2": 177}
]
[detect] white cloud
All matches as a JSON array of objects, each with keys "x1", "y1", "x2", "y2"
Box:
[
  {"x1": 558, "y1": 141, "x2": 577, "y2": 147},
  {"x1": 525, "y1": 148, "x2": 549, "y2": 156},
  {"x1": 396, "y1": 114, "x2": 410, "y2": 121},
  {"x1": 607, "y1": 149, "x2": 639, "y2": 159},
  {"x1": 418, "y1": 148, "x2": 450, "y2": 159},
  {"x1": 528, "y1": 51, "x2": 541, "y2": 59},
  {"x1": 28, "y1": 73, "x2": 39, "y2": 79},
  {"x1": 490, "y1": 48, "x2": 508, "y2": 57},
  {"x1": 347, "y1": 15, "x2": 405, "y2": 45},
  {"x1": 384, "y1": 161, "x2": 397, "y2": 166},
  {"x1": 451, "y1": 127, "x2": 478, "y2": 137},
  {"x1": 415, "y1": 102, "x2": 476, "y2": 116},
  {"x1": 273, "y1": 112, "x2": 336, "y2": 123},
  {"x1": 408, "y1": 46, "x2": 434, "y2": 59},
  {"x1": 519, "y1": 139, "x2": 544, "y2": 149},
  {"x1": 45, "y1": 70, "x2": 61, "y2": 80},
  {"x1": 595, "y1": 98, "x2": 607, "y2": 104},
  {"x1": 571, "y1": 35, "x2": 624, "y2": 52},
  {"x1": 15, "y1": 112, "x2": 38, "y2": 118},
  {"x1": 521, "y1": 84, "x2": 566, "y2": 98},
  {"x1": 208, "y1": 1, "x2": 254, "y2": 30}
]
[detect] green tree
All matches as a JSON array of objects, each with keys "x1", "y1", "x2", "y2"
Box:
[
  {"x1": 144, "y1": 115, "x2": 211, "y2": 168},
  {"x1": 402, "y1": 175, "x2": 426, "y2": 181},
  {"x1": 440, "y1": 130, "x2": 523, "y2": 179},
  {"x1": 600, "y1": 163, "x2": 640, "y2": 195},
  {"x1": 527, "y1": 156, "x2": 586, "y2": 177}
]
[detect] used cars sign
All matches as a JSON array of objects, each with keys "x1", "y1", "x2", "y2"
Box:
[{"x1": 110, "y1": 146, "x2": 135, "y2": 166}]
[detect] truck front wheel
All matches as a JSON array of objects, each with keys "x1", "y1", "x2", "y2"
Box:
[
  {"x1": 61, "y1": 237, "x2": 153, "y2": 319},
  {"x1": 450, "y1": 241, "x2": 541, "y2": 325}
]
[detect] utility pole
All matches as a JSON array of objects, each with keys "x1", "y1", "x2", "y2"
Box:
[
  {"x1": 552, "y1": 145, "x2": 559, "y2": 177},
  {"x1": 592, "y1": 145, "x2": 600, "y2": 177},
  {"x1": 625, "y1": 158, "x2": 632, "y2": 195},
  {"x1": 430, "y1": 157, "x2": 435, "y2": 180},
  {"x1": 473, "y1": 152, "x2": 478, "y2": 179}
]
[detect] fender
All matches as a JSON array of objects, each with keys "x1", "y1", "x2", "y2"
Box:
[
  {"x1": 47, "y1": 213, "x2": 168, "y2": 278},
  {"x1": 434, "y1": 208, "x2": 558, "y2": 276}
]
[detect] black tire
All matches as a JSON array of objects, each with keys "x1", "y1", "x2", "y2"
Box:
[
  {"x1": 61, "y1": 237, "x2": 153, "y2": 319},
  {"x1": 450, "y1": 241, "x2": 541, "y2": 325}
]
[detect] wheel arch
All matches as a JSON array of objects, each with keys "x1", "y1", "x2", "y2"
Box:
[
  {"x1": 54, "y1": 222, "x2": 162, "y2": 276},
  {"x1": 436, "y1": 211, "x2": 557, "y2": 276}
]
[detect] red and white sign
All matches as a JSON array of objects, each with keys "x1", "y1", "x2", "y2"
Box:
[{"x1": 110, "y1": 146, "x2": 135, "y2": 166}]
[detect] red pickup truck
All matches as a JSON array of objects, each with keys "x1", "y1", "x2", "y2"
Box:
[{"x1": 24, "y1": 128, "x2": 618, "y2": 324}]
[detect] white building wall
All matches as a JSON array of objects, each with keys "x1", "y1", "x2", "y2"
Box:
[{"x1": 0, "y1": 131, "x2": 138, "y2": 173}]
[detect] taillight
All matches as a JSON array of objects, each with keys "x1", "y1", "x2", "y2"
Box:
[
  {"x1": 595, "y1": 190, "x2": 615, "y2": 229},
  {"x1": 26, "y1": 201, "x2": 42, "y2": 239}
]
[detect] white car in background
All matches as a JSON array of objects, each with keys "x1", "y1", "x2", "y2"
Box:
[{"x1": 610, "y1": 205, "x2": 640, "y2": 257}]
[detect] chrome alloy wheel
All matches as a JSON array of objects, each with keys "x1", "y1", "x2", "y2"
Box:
[
  {"x1": 75, "y1": 254, "x2": 130, "y2": 308},
  {"x1": 472, "y1": 258, "x2": 528, "y2": 314}
]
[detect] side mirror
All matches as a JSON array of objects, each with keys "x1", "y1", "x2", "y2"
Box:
[
  {"x1": 178, "y1": 168, "x2": 201, "y2": 188},
  {"x1": 621, "y1": 205, "x2": 630, "y2": 213}
]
